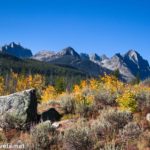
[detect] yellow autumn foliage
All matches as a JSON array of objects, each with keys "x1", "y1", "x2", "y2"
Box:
[
  {"x1": 73, "y1": 80, "x2": 95, "y2": 106},
  {"x1": 89, "y1": 78, "x2": 101, "y2": 90},
  {"x1": 101, "y1": 74, "x2": 124, "y2": 93},
  {"x1": 41, "y1": 85, "x2": 57, "y2": 102},
  {"x1": 1, "y1": 71, "x2": 150, "y2": 111},
  {"x1": 116, "y1": 90, "x2": 137, "y2": 112},
  {"x1": 0, "y1": 76, "x2": 4, "y2": 96},
  {"x1": 0, "y1": 72, "x2": 45, "y2": 96}
]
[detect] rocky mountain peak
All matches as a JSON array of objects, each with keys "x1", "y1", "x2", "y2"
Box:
[
  {"x1": 80, "y1": 53, "x2": 90, "y2": 60},
  {"x1": 34, "y1": 50, "x2": 55, "y2": 56},
  {"x1": 100, "y1": 54, "x2": 109, "y2": 61},
  {"x1": 0, "y1": 42, "x2": 32, "y2": 58},
  {"x1": 58, "y1": 47, "x2": 80, "y2": 59},
  {"x1": 4, "y1": 42, "x2": 23, "y2": 50},
  {"x1": 125, "y1": 50, "x2": 140, "y2": 63},
  {"x1": 33, "y1": 50, "x2": 56, "y2": 61},
  {"x1": 101, "y1": 50, "x2": 150, "y2": 81},
  {"x1": 113, "y1": 53, "x2": 123, "y2": 58},
  {"x1": 10, "y1": 42, "x2": 19, "y2": 48},
  {"x1": 126, "y1": 49, "x2": 139, "y2": 55},
  {"x1": 90, "y1": 53, "x2": 101, "y2": 61}
]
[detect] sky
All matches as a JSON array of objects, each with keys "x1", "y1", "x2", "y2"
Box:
[{"x1": 0, "y1": 0, "x2": 150, "y2": 61}]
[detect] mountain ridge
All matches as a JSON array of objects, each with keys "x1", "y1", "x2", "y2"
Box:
[
  {"x1": 33, "y1": 47, "x2": 150, "y2": 81},
  {"x1": 0, "y1": 42, "x2": 150, "y2": 82}
]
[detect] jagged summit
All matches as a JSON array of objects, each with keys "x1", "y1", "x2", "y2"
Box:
[
  {"x1": 33, "y1": 47, "x2": 81, "y2": 62},
  {"x1": 80, "y1": 53, "x2": 90, "y2": 60},
  {"x1": 58, "y1": 47, "x2": 80, "y2": 59},
  {"x1": 33, "y1": 50, "x2": 56, "y2": 61},
  {"x1": 126, "y1": 49, "x2": 139, "y2": 56},
  {"x1": 35, "y1": 50, "x2": 55, "y2": 55},
  {"x1": 100, "y1": 54, "x2": 109, "y2": 61},
  {"x1": 90, "y1": 53, "x2": 101, "y2": 61},
  {"x1": 0, "y1": 42, "x2": 32, "y2": 58},
  {"x1": 9, "y1": 42, "x2": 17, "y2": 48},
  {"x1": 113, "y1": 53, "x2": 123, "y2": 59},
  {"x1": 124, "y1": 49, "x2": 141, "y2": 64}
]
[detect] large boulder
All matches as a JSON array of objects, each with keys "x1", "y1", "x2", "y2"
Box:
[{"x1": 0, "y1": 89, "x2": 38, "y2": 129}]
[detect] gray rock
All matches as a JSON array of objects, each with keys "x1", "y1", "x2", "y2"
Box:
[
  {"x1": 52, "y1": 122, "x2": 60, "y2": 129},
  {"x1": 146, "y1": 113, "x2": 150, "y2": 122},
  {"x1": 0, "y1": 89, "x2": 38, "y2": 129}
]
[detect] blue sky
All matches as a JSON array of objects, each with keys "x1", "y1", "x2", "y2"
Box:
[{"x1": 0, "y1": 0, "x2": 150, "y2": 61}]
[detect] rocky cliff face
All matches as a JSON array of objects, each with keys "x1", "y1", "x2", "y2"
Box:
[
  {"x1": 0, "y1": 42, "x2": 32, "y2": 58},
  {"x1": 123, "y1": 50, "x2": 150, "y2": 80},
  {"x1": 100, "y1": 50, "x2": 150, "y2": 81}
]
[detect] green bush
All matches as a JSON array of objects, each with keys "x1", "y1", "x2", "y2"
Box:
[
  {"x1": 76, "y1": 100, "x2": 93, "y2": 118},
  {"x1": 119, "y1": 122, "x2": 141, "y2": 141},
  {"x1": 135, "y1": 90, "x2": 150, "y2": 111},
  {"x1": 99, "y1": 108, "x2": 133, "y2": 129},
  {"x1": 92, "y1": 118, "x2": 113, "y2": 140},
  {"x1": 64, "y1": 121, "x2": 93, "y2": 150},
  {"x1": 30, "y1": 121, "x2": 56, "y2": 150},
  {"x1": 116, "y1": 91, "x2": 137, "y2": 112},
  {"x1": 100, "y1": 141, "x2": 124, "y2": 150},
  {"x1": 94, "y1": 89, "x2": 117, "y2": 106},
  {"x1": 0, "y1": 112, "x2": 25, "y2": 130},
  {"x1": 0, "y1": 132, "x2": 6, "y2": 142},
  {"x1": 60, "y1": 94, "x2": 76, "y2": 114}
]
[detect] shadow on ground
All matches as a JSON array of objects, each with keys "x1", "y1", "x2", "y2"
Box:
[{"x1": 38, "y1": 108, "x2": 62, "y2": 122}]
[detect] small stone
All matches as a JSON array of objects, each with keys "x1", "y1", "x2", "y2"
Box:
[
  {"x1": 52, "y1": 122, "x2": 60, "y2": 129},
  {"x1": 146, "y1": 113, "x2": 150, "y2": 122}
]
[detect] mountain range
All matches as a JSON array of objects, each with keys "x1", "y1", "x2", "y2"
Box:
[{"x1": 0, "y1": 42, "x2": 150, "y2": 82}]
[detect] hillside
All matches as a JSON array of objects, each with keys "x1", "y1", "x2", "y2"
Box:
[
  {"x1": 0, "y1": 74, "x2": 150, "y2": 149},
  {"x1": 0, "y1": 52, "x2": 88, "y2": 86}
]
